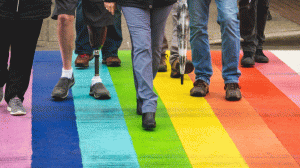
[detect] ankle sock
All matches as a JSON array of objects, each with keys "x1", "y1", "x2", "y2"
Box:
[
  {"x1": 91, "y1": 76, "x2": 102, "y2": 86},
  {"x1": 61, "y1": 68, "x2": 73, "y2": 79}
]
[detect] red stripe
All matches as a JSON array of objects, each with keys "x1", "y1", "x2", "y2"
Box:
[
  {"x1": 188, "y1": 50, "x2": 300, "y2": 167},
  {"x1": 209, "y1": 50, "x2": 300, "y2": 165}
]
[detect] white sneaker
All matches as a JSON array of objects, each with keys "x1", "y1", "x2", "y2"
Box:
[{"x1": 7, "y1": 97, "x2": 26, "y2": 116}]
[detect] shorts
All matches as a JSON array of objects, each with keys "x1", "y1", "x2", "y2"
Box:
[{"x1": 52, "y1": 0, "x2": 114, "y2": 27}]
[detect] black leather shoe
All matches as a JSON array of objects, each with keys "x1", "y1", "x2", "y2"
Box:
[
  {"x1": 137, "y1": 99, "x2": 142, "y2": 115},
  {"x1": 89, "y1": 83, "x2": 111, "y2": 99},
  {"x1": 255, "y1": 49, "x2": 269, "y2": 63},
  {"x1": 241, "y1": 51, "x2": 255, "y2": 67},
  {"x1": 142, "y1": 112, "x2": 156, "y2": 129}
]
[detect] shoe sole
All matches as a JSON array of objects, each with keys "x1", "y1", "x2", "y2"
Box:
[
  {"x1": 225, "y1": 94, "x2": 242, "y2": 101},
  {"x1": 7, "y1": 107, "x2": 26, "y2": 116},
  {"x1": 51, "y1": 82, "x2": 75, "y2": 100},
  {"x1": 158, "y1": 65, "x2": 167, "y2": 72},
  {"x1": 89, "y1": 92, "x2": 111, "y2": 100},
  {"x1": 225, "y1": 96, "x2": 242, "y2": 101},
  {"x1": 75, "y1": 63, "x2": 89, "y2": 68},
  {"x1": 143, "y1": 123, "x2": 156, "y2": 129},
  {"x1": 106, "y1": 62, "x2": 121, "y2": 67}
]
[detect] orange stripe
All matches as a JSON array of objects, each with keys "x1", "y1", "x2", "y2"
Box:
[{"x1": 188, "y1": 51, "x2": 299, "y2": 167}]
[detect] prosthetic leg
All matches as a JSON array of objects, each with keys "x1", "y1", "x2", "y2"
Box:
[{"x1": 87, "y1": 25, "x2": 111, "y2": 99}]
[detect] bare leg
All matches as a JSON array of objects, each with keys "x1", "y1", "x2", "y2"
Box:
[
  {"x1": 57, "y1": 14, "x2": 74, "y2": 70},
  {"x1": 51, "y1": 14, "x2": 75, "y2": 100}
]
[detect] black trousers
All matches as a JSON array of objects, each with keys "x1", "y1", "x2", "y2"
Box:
[
  {"x1": 239, "y1": 0, "x2": 270, "y2": 52},
  {"x1": 0, "y1": 19, "x2": 43, "y2": 103}
]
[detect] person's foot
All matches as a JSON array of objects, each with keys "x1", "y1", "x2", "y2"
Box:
[
  {"x1": 102, "y1": 56, "x2": 121, "y2": 67},
  {"x1": 142, "y1": 112, "x2": 156, "y2": 129},
  {"x1": 158, "y1": 53, "x2": 168, "y2": 72},
  {"x1": 0, "y1": 87, "x2": 3, "y2": 103},
  {"x1": 255, "y1": 49, "x2": 269, "y2": 63},
  {"x1": 224, "y1": 83, "x2": 242, "y2": 101},
  {"x1": 7, "y1": 96, "x2": 26, "y2": 116},
  {"x1": 137, "y1": 99, "x2": 142, "y2": 115},
  {"x1": 190, "y1": 79, "x2": 209, "y2": 97},
  {"x1": 170, "y1": 58, "x2": 194, "y2": 78},
  {"x1": 75, "y1": 54, "x2": 94, "y2": 68},
  {"x1": 51, "y1": 75, "x2": 75, "y2": 100},
  {"x1": 241, "y1": 51, "x2": 255, "y2": 67},
  {"x1": 89, "y1": 83, "x2": 111, "y2": 99}
]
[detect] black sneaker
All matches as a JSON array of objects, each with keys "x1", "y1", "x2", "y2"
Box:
[
  {"x1": 241, "y1": 51, "x2": 255, "y2": 67},
  {"x1": 89, "y1": 83, "x2": 111, "y2": 99},
  {"x1": 51, "y1": 75, "x2": 75, "y2": 100},
  {"x1": 224, "y1": 83, "x2": 242, "y2": 101},
  {"x1": 190, "y1": 79, "x2": 209, "y2": 97},
  {"x1": 255, "y1": 49, "x2": 269, "y2": 63},
  {"x1": 7, "y1": 96, "x2": 26, "y2": 116},
  {"x1": 0, "y1": 87, "x2": 3, "y2": 103}
]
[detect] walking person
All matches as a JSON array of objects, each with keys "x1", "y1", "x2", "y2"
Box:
[
  {"x1": 0, "y1": 0, "x2": 52, "y2": 115},
  {"x1": 188, "y1": 0, "x2": 242, "y2": 101},
  {"x1": 104, "y1": 0, "x2": 176, "y2": 129},
  {"x1": 74, "y1": 0, "x2": 123, "y2": 68},
  {"x1": 239, "y1": 0, "x2": 270, "y2": 67},
  {"x1": 51, "y1": 0, "x2": 116, "y2": 100}
]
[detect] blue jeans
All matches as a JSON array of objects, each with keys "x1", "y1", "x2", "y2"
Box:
[
  {"x1": 187, "y1": 0, "x2": 241, "y2": 85},
  {"x1": 75, "y1": 0, "x2": 122, "y2": 59}
]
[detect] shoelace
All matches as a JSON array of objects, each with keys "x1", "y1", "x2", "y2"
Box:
[
  {"x1": 12, "y1": 98, "x2": 23, "y2": 108},
  {"x1": 225, "y1": 83, "x2": 241, "y2": 90},
  {"x1": 194, "y1": 80, "x2": 207, "y2": 88}
]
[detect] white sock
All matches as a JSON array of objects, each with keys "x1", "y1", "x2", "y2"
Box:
[
  {"x1": 91, "y1": 76, "x2": 102, "y2": 86},
  {"x1": 61, "y1": 68, "x2": 73, "y2": 79}
]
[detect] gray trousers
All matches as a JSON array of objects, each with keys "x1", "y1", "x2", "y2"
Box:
[
  {"x1": 122, "y1": 5, "x2": 173, "y2": 113},
  {"x1": 161, "y1": 2, "x2": 190, "y2": 65}
]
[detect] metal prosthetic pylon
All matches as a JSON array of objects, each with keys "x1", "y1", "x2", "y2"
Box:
[{"x1": 87, "y1": 25, "x2": 111, "y2": 99}]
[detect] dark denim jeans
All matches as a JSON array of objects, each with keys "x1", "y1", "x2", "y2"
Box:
[
  {"x1": 75, "y1": 0, "x2": 123, "y2": 60},
  {"x1": 239, "y1": 0, "x2": 270, "y2": 52}
]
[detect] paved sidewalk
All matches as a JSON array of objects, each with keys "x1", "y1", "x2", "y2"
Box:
[{"x1": 36, "y1": 1, "x2": 300, "y2": 51}]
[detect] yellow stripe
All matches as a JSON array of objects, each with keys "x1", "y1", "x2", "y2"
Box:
[{"x1": 153, "y1": 52, "x2": 248, "y2": 167}]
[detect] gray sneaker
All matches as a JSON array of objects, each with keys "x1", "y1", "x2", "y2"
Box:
[
  {"x1": 51, "y1": 75, "x2": 75, "y2": 100},
  {"x1": 0, "y1": 87, "x2": 3, "y2": 103},
  {"x1": 7, "y1": 97, "x2": 26, "y2": 116}
]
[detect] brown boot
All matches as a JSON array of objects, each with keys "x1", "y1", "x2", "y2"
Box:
[
  {"x1": 103, "y1": 56, "x2": 121, "y2": 67},
  {"x1": 158, "y1": 53, "x2": 167, "y2": 72},
  {"x1": 170, "y1": 58, "x2": 194, "y2": 78},
  {"x1": 190, "y1": 79, "x2": 209, "y2": 97},
  {"x1": 75, "y1": 54, "x2": 93, "y2": 68}
]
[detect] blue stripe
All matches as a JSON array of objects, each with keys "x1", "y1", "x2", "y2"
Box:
[
  {"x1": 72, "y1": 52, "x2": 139, "y2": 167},
  {"x1": 32, "y1": 51, "x2": 83, "y2": 167}
]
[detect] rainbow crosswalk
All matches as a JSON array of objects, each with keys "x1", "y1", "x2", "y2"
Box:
[{"x1": 0, "y1": 50, "x2": 300, "y2": 167}]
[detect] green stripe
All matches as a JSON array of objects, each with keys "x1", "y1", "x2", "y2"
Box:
[{"x1": 108, "y1": 51, "x2": 192, "y2": 168}]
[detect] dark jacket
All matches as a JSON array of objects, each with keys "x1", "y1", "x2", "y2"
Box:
[
  {"x1": 105, "y1": 0, "x2": 177, "y2": 9},
  {"x1": 0, "y1": 0, "x2": 52, "y2": 20}
]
